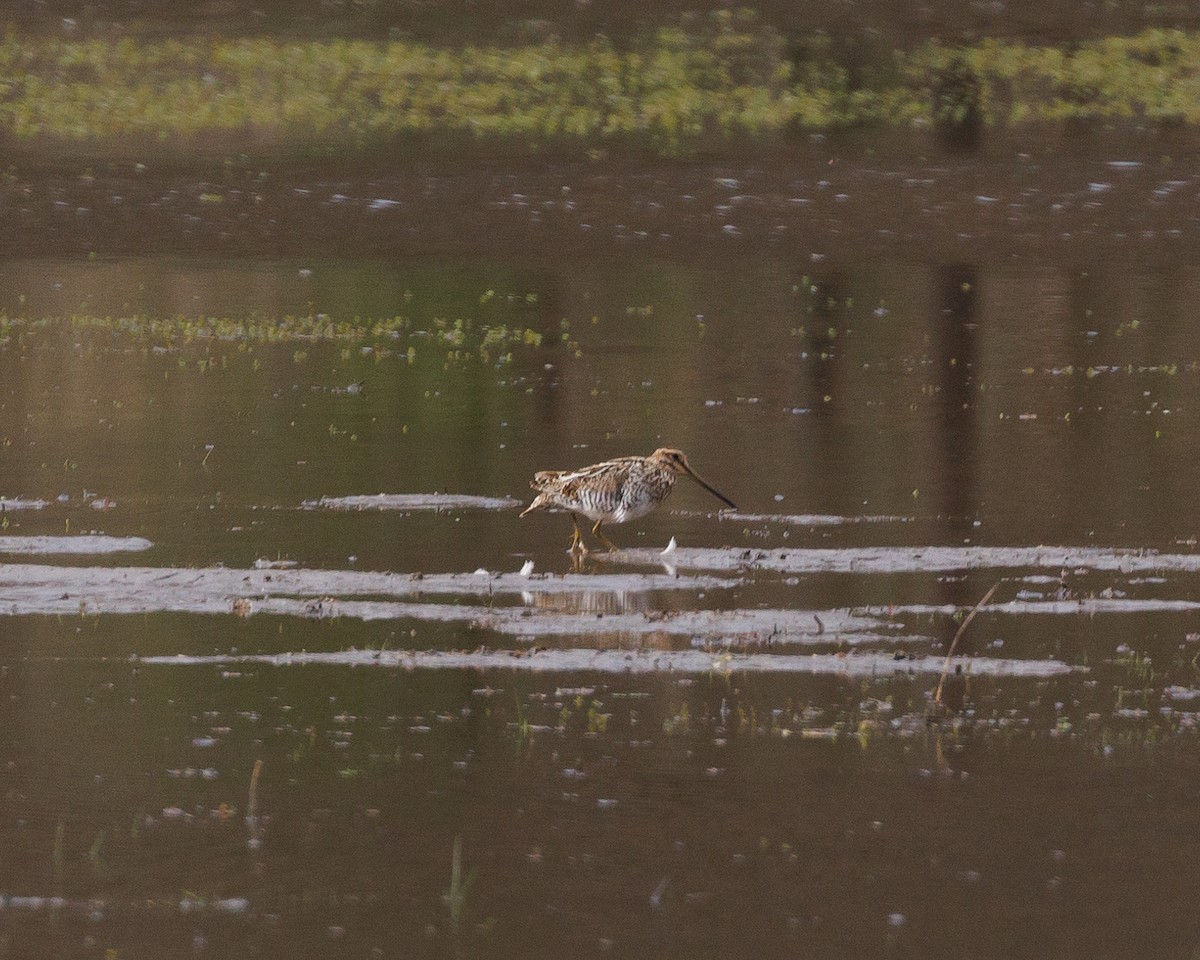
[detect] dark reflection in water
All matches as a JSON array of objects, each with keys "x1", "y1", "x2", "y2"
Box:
[
  {"x1": 932, "y1": 264, "x2": 981, "y2": 659},
  {"x1": 933, "y1": 263, "x2": 979, "y2": 531},
  {"x1": 933, "y1": 58, "x2": 983, "y2": 154},
  {"x1": 798, "y1": 270, "x2": 849, "y2": 515}
]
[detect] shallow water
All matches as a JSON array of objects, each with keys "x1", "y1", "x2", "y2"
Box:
[{"x1": 3, "y1": 167, "x2": 1200, "y2": 958}]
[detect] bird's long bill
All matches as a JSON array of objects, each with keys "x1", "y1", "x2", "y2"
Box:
[{"x1": 682, "y1": 465, "x2": 737, "y2": 510}]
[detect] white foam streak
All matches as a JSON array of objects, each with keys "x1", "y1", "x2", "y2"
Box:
[
  {"x1": 611, "y1": 545, "x2": 1200, "y2": 575},
  {"x1": 302, "y1": 493, "x2": 520, "y2": 511},
  {"x1": 139, "y1": 647, "x2": 1078, "y2": 678},
  {"x1": 0, "y1": 536, "x2": 152, "y2": 555}
]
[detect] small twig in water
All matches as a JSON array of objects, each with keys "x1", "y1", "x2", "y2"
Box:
[
  {"x1": 443, "y1": 835, "x2": 475, "y2": 931},
  {"x1": 246, "y1": 759, "x2": 263, "y2": 819},
  {"x1": 245, "y1": 759, "x2": 264, "y2": 848},
  {"x1": 51, "y1": 821, "x2": 65, "y2": 885},
  {"x1": 933, "y1": 581, "x2": 1000, "y2": 709}
]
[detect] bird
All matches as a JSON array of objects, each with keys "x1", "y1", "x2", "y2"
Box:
[{"x1": 519, "y1": 448, "x2": 736, "y2": 553}]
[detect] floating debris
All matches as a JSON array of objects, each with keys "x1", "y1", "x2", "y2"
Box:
[
  {"x1": 0, "y1": 563, "x2": 734, "y2": 602},
  {"x1": 0, "y1": 536, "x2": 152, "y2": 555},
  {"x1": 608, "y1": 545, "x2": 1200, "y2": 575},
  {"x1": 138, "y1": 647, "x2": 1080, "y2": 677},
  {"x1": 866, "y1": 598, "x2": 1200, "y2": 616},
  {"x1": 0, "y1": 499, "x2": 49, "y2": 511},
  {"x1": 674, "y1": 510, "x2": 912, "y2": 525},
  {"x1": 253, "y1": 559, "x2": 299, "y2": 570},
  {"x1": 301, "y1": 493, "x2": 521, "y2": 511}
]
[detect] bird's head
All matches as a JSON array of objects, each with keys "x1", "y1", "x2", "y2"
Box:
[
  {"x1": 650, "y1": 448, "x2": 736, "y2": 510},
  {"x1": 651, "y1": 448, "x2": 692, "y2": 474}
]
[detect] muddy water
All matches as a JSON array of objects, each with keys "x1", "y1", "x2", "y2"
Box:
[{"x1": 2, "y1": 232, "x2": 1200, "y2": 957}]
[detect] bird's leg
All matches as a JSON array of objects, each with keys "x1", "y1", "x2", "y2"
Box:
[
  {"x1": 568, "y1": 513, "x2": 589, "y2": 554},
  {"x1": 591, "y1": 519, "x2": 618, "y2": 552}
]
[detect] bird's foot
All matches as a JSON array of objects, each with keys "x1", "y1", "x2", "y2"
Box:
[{"x1": 591, "y1": 521, "x2": 618, "y2": 552}]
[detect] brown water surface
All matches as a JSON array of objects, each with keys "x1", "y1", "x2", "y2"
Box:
[{"x1": 2, "y1": 143, "x2": 1200, "y2": 958}]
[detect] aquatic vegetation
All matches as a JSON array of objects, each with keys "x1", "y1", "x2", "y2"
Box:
[
  {"x1": 0, "y1": 310, "x2": 549, "y2": 365},
  {"x1": 3, "y1": 22, "x2": 1200, "y2": 158}
]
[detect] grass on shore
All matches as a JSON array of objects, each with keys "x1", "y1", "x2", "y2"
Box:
[{"x1": 1, "y1": 15, "x2": 1199, "y2": 158}]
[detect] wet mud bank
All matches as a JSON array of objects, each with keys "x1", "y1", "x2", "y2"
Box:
[{"x1": 0, "y1": 561, "x2": 906, "y2": 646}]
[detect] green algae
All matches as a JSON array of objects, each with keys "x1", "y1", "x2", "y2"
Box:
[
  {"x1": 0, "y1": 310, "x2": 547, "y2": 361},
  {"x1": 2, "y1": 20, "x2": 1200, "y2": 158}
]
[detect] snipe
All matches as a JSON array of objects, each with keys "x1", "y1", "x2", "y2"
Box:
[{"x1": 519, "y1": 447, "x2": 736, "y2": 553}]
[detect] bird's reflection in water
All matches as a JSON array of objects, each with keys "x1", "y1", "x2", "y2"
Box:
[{"x1": 516, "y1": 585, "x2": 688, "y2": 651}]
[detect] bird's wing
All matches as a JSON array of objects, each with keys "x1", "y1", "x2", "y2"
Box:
[{"x1": 530, "y1": 457, "x2": 639, "y2": 498}]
